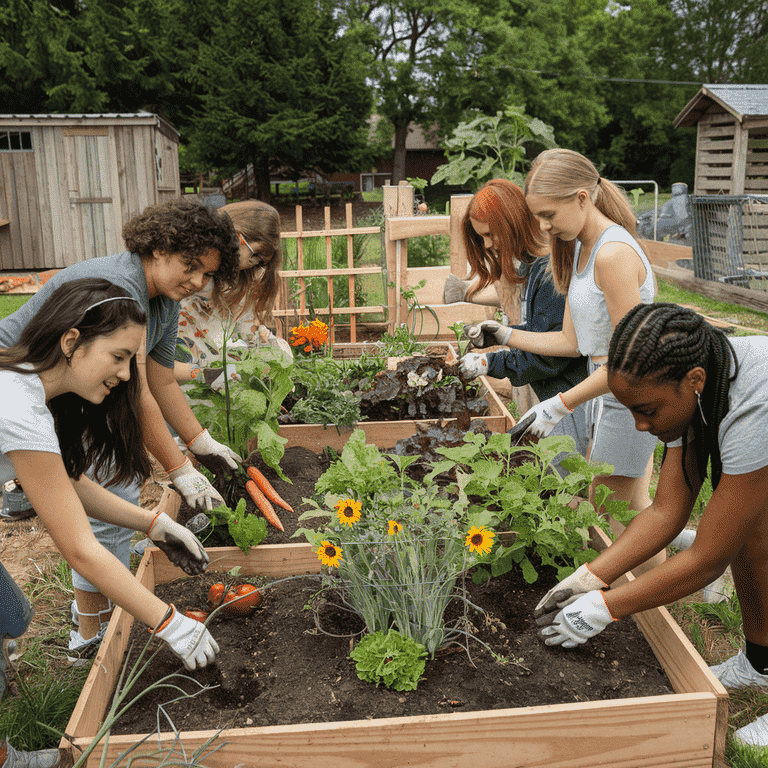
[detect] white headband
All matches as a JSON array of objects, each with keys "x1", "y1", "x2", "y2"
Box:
[{"x1": 83, "y1": 296, "x2": 141, "y2": 313}]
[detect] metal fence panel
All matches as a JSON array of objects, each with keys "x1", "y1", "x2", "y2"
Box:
[{"x1": 691, "y1": 195, "x2": 768, "y2": 289}]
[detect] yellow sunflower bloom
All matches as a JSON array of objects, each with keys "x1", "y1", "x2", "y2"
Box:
[
  {"x1": 387, "y1": 520, "x2": 403, "y2": 536},
  {"x1": 317, "y1": 541, "x2": 343, "y2": 568},
  {"x1": 465, "y1": 526, "x2": 495, "y2": 555},
  {"x1": 335, "y1": 498, "x2": 362, "y2": 527}
]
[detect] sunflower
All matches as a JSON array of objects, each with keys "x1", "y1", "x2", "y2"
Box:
[
  {"x1": 317, "y1": 541, "x2": 343, "y2": 568},
  {"x1": 335, "y1": 498, "x2": 362, "y2": 527},
  {"x1": 465, "y1": 526, "x2": 495, "y2": 555},
  {"x1": 387, "y1": 520, "x2": 403, "y2": 536}
]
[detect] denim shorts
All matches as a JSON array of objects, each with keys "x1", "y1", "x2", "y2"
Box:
[{"x1": 70, "y1": 477, "x2": 141, "y2": 593}]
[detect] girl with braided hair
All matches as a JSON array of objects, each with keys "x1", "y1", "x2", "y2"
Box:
[{"x1": 534, "y1": 301, "x2": 768, "y2": 747}]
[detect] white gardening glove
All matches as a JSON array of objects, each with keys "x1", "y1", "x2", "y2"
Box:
[
  {"x1": 155, "y1": 605, "x2": 219, "y2": 670},
  {"x1": 534, "y1": 563, "x2": 609, "y2": 616},
  {"x1": 458, "y1": 352, "x2": 490, "y2": 381},
  {"x1": 1, "y1": 738, "x2": 61, "y2": 768},
  {"x1": 148, "y1": 511, "x2": 209, "y2": 575},
  {"x1": 536, "y1": 590, "x2": 616, "y2": 648},
  {"x1": 519, "y1": 394, "x2": 573, "y2": 438},
  {"x1": 203, "y1": 363, "x2": 240, "y2": 392},
  {"x1": 168, "y1": 458, "x2": 226, "y2": 511},
  {"x1": 464, "y1": 320, "x2": 512, "y2": 349},
  {"x1": 444, "y1": 274, "x2": 471, "y2": 303},
  {"x1": 188, "y1": 428, "x2": 242, "y2": 476}
]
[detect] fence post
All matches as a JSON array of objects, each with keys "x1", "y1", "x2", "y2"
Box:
[
  {"x1": 383, "y1": 181, "x2": 414, "y2": 331},
  {"x1": 449, "y1": 194, "x2": 472, "y2": 278}
]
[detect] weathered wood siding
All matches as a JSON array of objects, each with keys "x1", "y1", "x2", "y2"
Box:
[
  {"x1": 694, "y1": 108, "x2": 739, "y2": 195},
  {"x1": 745, "y1": 117, "x2": 768, "y2": 194},
  {"x1": 0, "y1": 115, "x2": 179, "y2": 271}
]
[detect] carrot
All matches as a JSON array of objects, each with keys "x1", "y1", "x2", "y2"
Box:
[
  {"x1": 246, "y1": 466, "x2": 294, "y2": 513},
  {"x1": 245, "y1": 479, "x2": 284, "y2": 532}
]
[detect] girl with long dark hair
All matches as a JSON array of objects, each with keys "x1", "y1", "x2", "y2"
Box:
[{"x1": 0, "y1": 279, "x2": 218, "y2": 678}]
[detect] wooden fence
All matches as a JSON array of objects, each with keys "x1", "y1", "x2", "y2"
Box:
[{"x1": 272, "y1": 182, "x2": 500, "y2": 344}]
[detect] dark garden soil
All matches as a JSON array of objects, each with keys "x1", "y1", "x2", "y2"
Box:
[{"x1": 113, "y1": 441, "x2": 673, "y2": 737}]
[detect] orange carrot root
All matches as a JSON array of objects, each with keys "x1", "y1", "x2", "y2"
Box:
[
  {"x1": 245, "y1": 479, "x2": 284, "y2": 532},
  {"x1": 246, "y1": 466, "x2": 294, "y2": 513}
]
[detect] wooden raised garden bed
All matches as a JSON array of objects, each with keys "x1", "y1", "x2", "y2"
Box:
[
  {"x1": 266, "y1": 341, "x2": 513, "y2": 454},
  {"x1": 63, "y1": 445, "x2": 729, "y2": 768}
]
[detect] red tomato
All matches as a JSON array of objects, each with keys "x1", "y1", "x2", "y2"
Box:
[
  {"x1": 221, "y1": 584, "x2": 263, "y2": 617},
  {"x1": 208, "y1": 583, "x2": 226, "y2": 608}
]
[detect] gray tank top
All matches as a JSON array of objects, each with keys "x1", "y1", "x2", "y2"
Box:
[{"x1": 568, "y1": 225, "x2": 654, "y2": 360}]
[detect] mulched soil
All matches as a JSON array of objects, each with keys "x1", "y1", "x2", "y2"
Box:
[{"x1": 111, "y1": 445, "x2": 673, "y2": 736}]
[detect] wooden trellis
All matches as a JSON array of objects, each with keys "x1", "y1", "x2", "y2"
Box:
[{"x1": 273, "y1": 203, "x2": 383, "y2": 344}]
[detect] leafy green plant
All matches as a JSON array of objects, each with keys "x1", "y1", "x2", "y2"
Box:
[
  {"x1": 689, "y1": 592, "x2": 743, "y2": 633},
  {"x1": 450, "y1": 321, "x2": 471, "y2": 358},
  {"x1": 310, "y1": 429, "x2": 403, "y2": 503},
  {"x1": 187, "y1": 346, "x2": 293, "y2": 477},
  {"x1": 431, "y1": 103, "x2": 557, "y2": 192},
  {"x1": 376, "y1": 323, "x2": 428, "y2": 357},
  {"x1": 423, "y1": 431, "x2": 632, "y2": 584},
  {"x1": 349, "y1": 629, "x2": 427, "y2": 691},
  {"x1": 289, "y1": 358, "x2": 365, "y2": 428},
  {"x1": 407, "y1": 234, "x2": 450, "y2": 268},
  {"x1": 205, "y1": 497, "x2": 268, "y2": 554}
]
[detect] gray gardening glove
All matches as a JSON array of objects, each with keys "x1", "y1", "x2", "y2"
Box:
[
  {"x1": 168, "y1": 458, "x2": 226, "y2": 511},
  {"x1": 534, "y1": 563, "x2": 609, "y2": 618},
  {"x1": 148, "y1": 511, "x2": 209, "y2": 575},
  {"x1": 155, "y1": 606, "x2": 219, "y2": 670},
  {"x1": 536, "y1": 591, "x2": 615, "y2": 648},
  {"x1": 464, "y1": 320, "x2": 512, "y2": 349},
  {"x1": 203, "y1": 364, "x2": 241, "y2": 393},
  {"x1": 443, "y1": 274, "x2": 471, "y2": 303},
  {"x1": 187, "y1": 428, "x2": 242, "y2": 477},
  {"x1": 458, "y1": 352, "x2": 490, "y2": 381}
]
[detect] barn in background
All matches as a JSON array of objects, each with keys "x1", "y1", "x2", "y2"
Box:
[{"x1": 0, "y1": 112, "x2": 180, "y2": 271}]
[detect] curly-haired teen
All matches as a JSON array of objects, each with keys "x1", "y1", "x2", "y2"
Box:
[
  {"x1": 534, "y1": 302, "x2": 768, "y2": 748},
  {"x1": 0, "y1": 280, "x2": 218, "y2": 678},
  {"x1": 455, "y1": 180, "x2": 590, "y2": 468},
  {"x1": 174, "y1": 201, "x2": 290, "y2": 385},
  {"x1": 0, "y1": 198, "x2": 239, "y2": 649},
  {"x1": 462, "y1": 150, "x2": 657, "y2": 537}
]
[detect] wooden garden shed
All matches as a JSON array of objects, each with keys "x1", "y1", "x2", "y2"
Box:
[
  {"x1": 0, "y1": 112, "x2": 180, "y2": 271},
  {"x1": 674, "y1": 84, "x2": 768, "y2": 195}
]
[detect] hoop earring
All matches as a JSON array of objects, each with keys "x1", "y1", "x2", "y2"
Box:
[{"x1": 696, "y1": 391, "x2": 708, "y2": 426}]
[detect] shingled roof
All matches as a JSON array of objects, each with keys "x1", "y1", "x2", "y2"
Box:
[{"x1": 674, "y1": 84, "x2": 768, "y2": 128}]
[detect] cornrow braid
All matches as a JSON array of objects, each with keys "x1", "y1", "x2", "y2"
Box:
[{"x1": 607, "y1": 302, "x2": 737, "y2": 491}]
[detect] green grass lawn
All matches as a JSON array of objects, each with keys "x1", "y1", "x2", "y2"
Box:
[{"x1": 0, "y1": 294, "x2": 29, "y2": 319}]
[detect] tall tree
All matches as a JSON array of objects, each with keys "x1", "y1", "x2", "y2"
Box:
[
  {"x1": 670, "y1": 0, "x2": 768, "y2": 82},
  {"x1": 184, "y1": 0, "x2": 372, "y2": 200}
]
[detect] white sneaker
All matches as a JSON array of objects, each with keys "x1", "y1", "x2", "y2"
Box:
[
  {"x1": 709, "y1": 650, "x2": 768, "y2": 689},
  {"x1": 702, "y1": 573, "x2": 731, "y2": 604},
  {"x1": 669, "y1": 528, "x2": 697, "y2": 549},
  {"x1": 734, "y1": 713, "x2": 768, "y2": 747}
]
